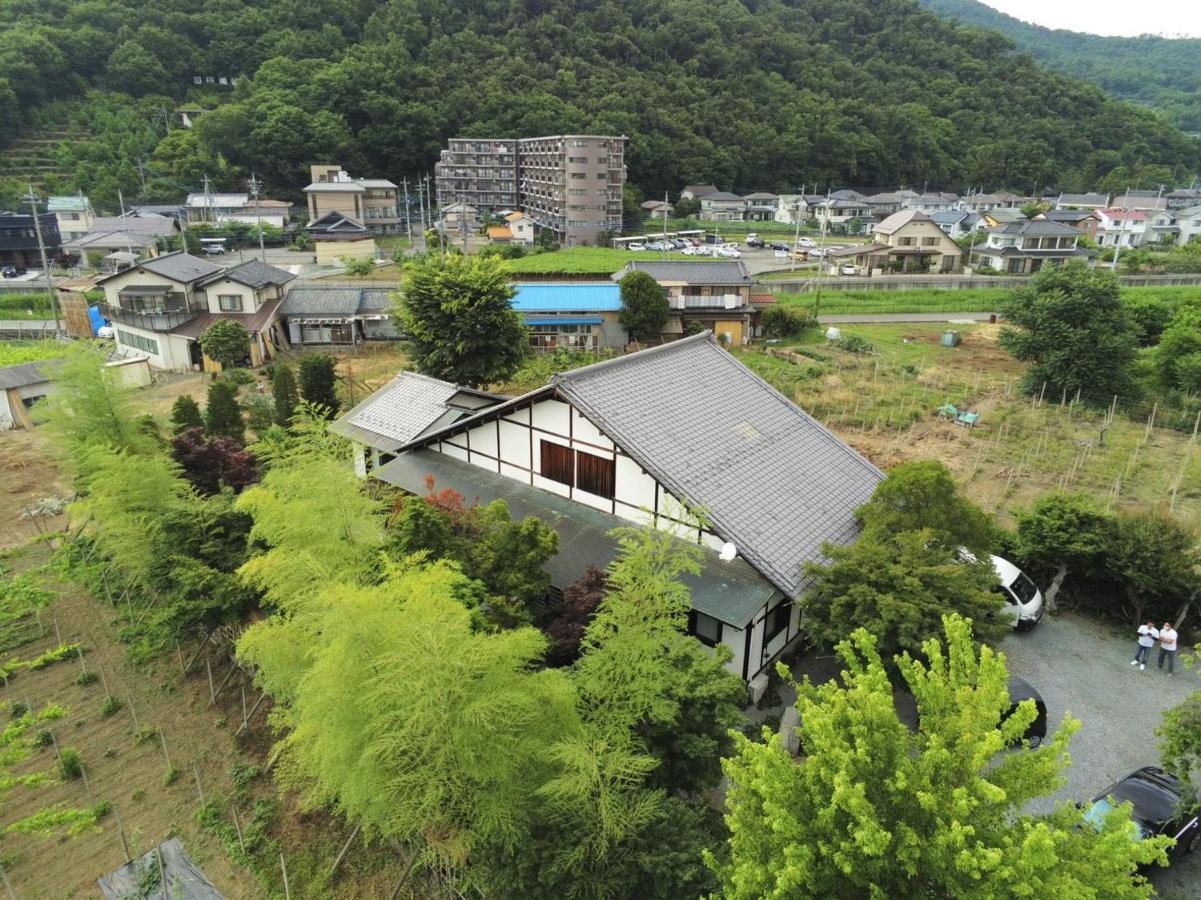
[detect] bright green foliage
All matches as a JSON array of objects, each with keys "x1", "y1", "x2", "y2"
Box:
[
  {"x1": 858, "y1": 460, "x2": 996, "y2": 554},
  {"x1": 250, "y1": 402, "x2": 351, "y2": 469},
  {"x1": 239, "y1": 559, "x2": 579, "y2": 868},
  {"x1": 75, "y1": 449, "x2": 189, "y2": 587},
  {"x1": 398, "y1": 254, "x2": 527, "y2": 388},
  {"x1": 271, "y1": 364, "x2": 298, "y2": 426},
  {"x1": 340, "y1": 256, "x2": 375, "y2": 276},
  {"x1": 1160, "y1": 684, "x2": 1201, "y2": 810},
  {"x1": 169, "y1": 395, "x2": 204, "y2": 435},
  {"x1": 236, "y1": 457, "x2": 384, "y2": 613},
  {"x1": 1154, "y1": 305, "x2": 1201, "y2": 392},
  {"x1": 801, "y1": 528, "x2": 1007, "y2": 661},
  {"x1": 618, "y1": 271, "x2": 670, "y2": 343},
  {"x1": 4, "y1": 802, "x2": 106, "y2": 838},
  {"x1": 709, "y1": 615, "x2": 1169, "y2": 899},
  {"x1": 205, "y1": 379, "x2": 245, "y2": 443},
  {"x1": 1102, "y1": 512, "x2": 1199, "y2": 626},
  {"x1": 44, "y1": 341, "x2": 155, "y2": 463},
  {"x1": 297, "y1": 354, "x2": 339, "y2": 414},
  {"x1": 199, "y1": 320, "x2": 251, "y2": 372},
  {"x1": 1014, "y1": 491, "x2": 1109, "y2": 609},
  {"x1": 1000, "y1": 262, "x2": 1137, "y2": 400}
]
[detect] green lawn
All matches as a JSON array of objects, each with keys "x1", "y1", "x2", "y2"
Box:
[
  {"x1": 504, "y1": 247, "x2": 693, "y2": 276},
  {"x1": 0, "y1": 340, "x2": 69, "y2": 367}
]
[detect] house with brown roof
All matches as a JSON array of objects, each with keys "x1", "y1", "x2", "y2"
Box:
[
  {"x1": 304, "y1": 165, "x2": 402, "y2": 234},
  {"x1": 97, "y1": 251, "x2": 295, "y2": 370},
  {"x1": 830, "y1": 210, "x2": 962, "y2": 274},
  {"x1": 612, "y1": 260, "x2": 758, "y2": 344}
]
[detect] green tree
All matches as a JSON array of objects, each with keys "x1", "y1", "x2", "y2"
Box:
[
  {"x1": 618, "y1": 271, "x2": 670, "y2": 343},
  {"x1": 1014, "y1": 491, "x2": 1109, "y2": 611},
  {"x1": 297, "y1": 354, "x2": 339, "y2": 415},
  {"x1": 199, "y1": 320, "x2": 251, "y2": 372},
  {"x1": 341, "y1": 256, "x2": 375, "y2": 276},
  {"x1": 44, "y1": 341, "x2": 155, "y2": 463},
  {"x1": 1000, "y1": 262, "x2": 1136, "y2": 401},
  {"x1": 1160, "y1": 687, "x2": 1201, "y2": 810},
  {"x1": 1154, "y1": 305, "x2": 1201, "y2": 392},
  {"x1": 857, "y1": 460, "x2": 996, "y2": 556},
  {"x1": 398, "y1": 254, "x2": 527, "y2": 388},
  {"x1": 1103, "y1": 512, "x2": 1199, "y2": 626},
  {"x1": 204, "y1": 380, "x2": 244, "y2": 444},
  {"x1": 271, "y1": 364, "x2": 299, "y2": 426},
  {"x1": 169, "y1": 395, "x2": 204, "y2": 436},
  {"x1": 104, "y1": 40, "x2": 168, "y2": 96},
  {"x1": 709, "y1": 615, "x2": 1169, "y2": 898},
  {"x1": 800, "y1": 527, "x2": 1007, "y2": 661}
]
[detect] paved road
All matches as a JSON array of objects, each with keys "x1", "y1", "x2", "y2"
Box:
[{"x1": 1002, "y1": 612, "x2": 1200, "y2": 897}]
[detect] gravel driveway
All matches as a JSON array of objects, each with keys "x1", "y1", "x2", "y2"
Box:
[{"x1": 1002, "y1": 611, "x2": 1200, "y2": 898}]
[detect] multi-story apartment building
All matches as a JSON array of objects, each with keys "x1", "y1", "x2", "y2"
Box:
[
  {"x1": 435, "y1": 135, "x2": 626, "y2": 247},
  {"x1": 304, "y1": 165, "x2": 402, "y2": 234}
]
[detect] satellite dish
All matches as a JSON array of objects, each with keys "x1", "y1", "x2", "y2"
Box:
[{"x1": 719, "y1": 542, "x2": 737, "y2": 562}]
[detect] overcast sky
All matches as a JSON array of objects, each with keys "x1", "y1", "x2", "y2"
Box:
[{"x1": 980, "y1": 1, "x2": 1201, "y2": 37}]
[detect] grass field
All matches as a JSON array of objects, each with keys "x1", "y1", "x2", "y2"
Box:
[
  {"x1": 0, "y1": 340, "x2": 69, "y2": 367},
  {"x1": 736, "y1": 323, "x2": 1201, "y2": 528},
  {"x1": 504, "y1": 247, "x2": 692, "y2": 276},
  {"x1": 765, "y1": 284, "x2": 1201, "y2": 317}
]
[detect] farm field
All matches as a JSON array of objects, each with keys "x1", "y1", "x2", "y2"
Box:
[
  {"x1": 0, "y1": 340, "x2": 70, "y2": 367},
  {"x1": 503, "y1": 247, "x2": 692, "y2": 276},
  {"x1": 736, "y1": 323, "x2": 1201, "y2": 528}
]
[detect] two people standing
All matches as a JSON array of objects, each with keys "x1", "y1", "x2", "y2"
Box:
[{"x1": 1131, "y1": 620, "x2": 1178, "y2": 674}]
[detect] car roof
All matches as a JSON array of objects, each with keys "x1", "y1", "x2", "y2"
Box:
[
  {"x1": 990, "y1": 554, "x2": 1022, "y2": 587},
  {"x1": 1103, "y1": 768, "x2": 1182, "y2": 826},
  {"x1": 1006, "y1": 676, "x2": 1043, "y2": 705}
]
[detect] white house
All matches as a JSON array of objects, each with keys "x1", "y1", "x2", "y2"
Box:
[
  {"x1": 361, "y1": 335, "x2": 884, "y2": 696},
  {"x1": 974, "y1": 219, "x2": 1085, "y2": 274},
  {"x1": 97, "y1": 252, "x2": 295, "y2": 371},
  {"x1": 504, "y1": 211, "x2": 535, "y2": 245},
  {"x1": 1094, "y1": 208, "x2": 1147, "y2": 249},
  {"x1": 1171, "y1": 204, "x2": 1201, "y2": 247},
  {"x1": 698, "y1": 192, "x2": 747, "y2": 221},
  {"x1": 1143, "y1": 209, "x2": 1179, "y2": 247},
  {"x1": 47, "y1": 195, "x2": 95, "y2": 242}
]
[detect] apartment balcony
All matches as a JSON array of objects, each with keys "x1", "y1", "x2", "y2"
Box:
[{"x1": 105, "y1": 302, "x2": 198, "y2": 332}]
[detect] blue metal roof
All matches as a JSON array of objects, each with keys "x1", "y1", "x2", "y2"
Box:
[
  {"x1": 511, "y1": 282, "x2": 621, "y2": 312},
  {"x1": 526, "y1": 316, "x2": 603, "y2": 326}
]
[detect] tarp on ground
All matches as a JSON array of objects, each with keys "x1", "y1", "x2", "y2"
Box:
[{"x1": 97, "y1": 837, "x2": 226, "y2": 899}]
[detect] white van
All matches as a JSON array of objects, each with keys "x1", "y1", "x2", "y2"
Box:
[{"x1": 991, "y1": 555, "x2": 1044, "y2": 630}]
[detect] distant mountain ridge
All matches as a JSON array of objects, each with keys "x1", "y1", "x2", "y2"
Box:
[{"x1": 918, "y1": 0, "x2": 1201, "y2": 131}]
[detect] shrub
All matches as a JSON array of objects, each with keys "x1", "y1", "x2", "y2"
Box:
[
  {"x1": 298, "y1": 354, "x2": 339, "y2": 414},
  {"x1": 163, "y1": 766, "x2": 179, "y2": 786},
  {"x1": 169, "y1": 395, "x2": 204, "y2": 435},
  {"x1": 73, "y1": 670, "x2": 98, "y2": 686},
  {"x1": 838, "y1": 334, "x2": 874, "y2": 353},
  {"x1": 760, "y1": 305, "x2": 814, "y2": 339},
  {"x1": 33, "y1": 729, "x2": 52, "y2": 749},
  {"x1": 341, "y1": 256, "x2": 376, "y2": 276},
  {"x1": 57, "y1": 748, "x2": 83, "y2": 780},
  {"x1": 99, "y1": 695, "x2": 122, "y2": 718}
]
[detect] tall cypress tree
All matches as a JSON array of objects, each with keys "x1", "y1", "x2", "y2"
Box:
[
  {"x1": 205, "y1": 379, "x2": 245, "y2": 444},
  {"x1": 169, "y1": 395, "x2": 204, "y2": 435},
  {"x1": 271, "y1": 364, "x2": 299, "y2": 426},
  {"x1": 298, "y1": 355, "x2": 339, "y2": 416}
]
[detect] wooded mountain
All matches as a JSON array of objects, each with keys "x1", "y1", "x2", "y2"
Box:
[
  {"x1": 0, "y1": 0, "x2": 1197, "y2": 207},
  {"x1": 918, "y1": 0, "x2": 1201, "y2": 132}
]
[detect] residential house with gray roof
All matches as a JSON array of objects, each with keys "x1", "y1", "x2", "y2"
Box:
[
  {"x1": 612, "y1": 260, "x2": 760, "y2": 344},
  {"x1": 370, "y1": 333, "x2": 883, "y2": 694},
  {"x1": 698, "y1": 191, "x2": 747, "y2": 221},
  {"x1": 97, "y1": 251, "x2": 295, "y2": 370},
  {"x1": 278, "y1": 285, "x2": 398, "y2": 345},
  {"x1": 1055, "y1": 192, "x2": 1110, "y2": 211},
  {"x1": 975, "y1": 219, "x2": 1089, "y2": 274}
]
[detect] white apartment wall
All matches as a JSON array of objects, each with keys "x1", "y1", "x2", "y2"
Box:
[{"x1": 112, "y1": 326, "x2": 193, "y2": 371}]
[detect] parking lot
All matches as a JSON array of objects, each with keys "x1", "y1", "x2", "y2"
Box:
[{"x1": 1003, "y1": 612, "x2": 1200, "y2": 897}]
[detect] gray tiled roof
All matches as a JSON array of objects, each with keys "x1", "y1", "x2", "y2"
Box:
[
  {"x1": 0, "y1": 361, "x2": 52, "y2": 390},
  {"x1": 332, "y1": 371, "x2": 464, "y2": 451},
  {"x1": 136, "y1": 252, "x2": 224, "y2": 284},
  {"x1": 376, "y1": 449, "x2": 779, "y2": 626},
  {"x1": 212, "y1": 259, "x2": 296, "y2": 289},
  {"x1": 614, "y1": 260, "x2": 753, "y2": 286},
  {"x1": 550, "y1": 334, "x2": 883, "y2": 599},
  {"x1": 278, "y1": 286, "x2": 394, "y2": 317},
  {"x1": 991, "y1": 219, "x2": 1081, "y2": 237}
]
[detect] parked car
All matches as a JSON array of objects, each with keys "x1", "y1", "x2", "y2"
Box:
[
  {"x1": 1002, "y1": 676, "x2": 1047, "y2": 747},
  {"x1": 627, "y1": 242, "x2": 646, "y2": 251},
  {"x1": 796, "y1": 238, "x2": 817, "y2": 249},
  {"x1": 788, "y1": 249, "x2": 809, "y2": 262},
  {"x1": 746, "y1": 238, "x2": 766, "y2": 249},
  {"x1": 1081, "y1": 767, "x2": 1200, "y2": 862},
  {"x1": 839, "y1": 264, "x2": 857, "y2": 276},
  {"x1": 990, "y1": 555, "x2": 1044, "y2": 630},
  {"x1": 2, "y1": 266, "x2": 27, "y2": 278},
  {"x1": 718, "y1": 246, "x2": 743, "y2": 258},
  {"x1": 770, "y1": 241, "x2": 790, "y2": 251}
]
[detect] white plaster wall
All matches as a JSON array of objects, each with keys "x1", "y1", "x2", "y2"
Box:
[
  {"x1": 531, "y1": 398, "x2": 571, "y2": 435},
  {"x1": 0, "y1": 392, "x2": 14, "y2": 429},
  {"x1": 571, "y1": 407, "x2": 613, "y2": 450},
  {"x1": 720, "y1": 625, "x2": 746, "y2": 679},
  {"x1": 113, "y1": 325, "x2": 191, "y2": 371},
  {"x1": 498, "y1": 419, "x2": 529, "y2": 468},
  {"x1": 614, "y1": 455, "x2": 656, "y2": 510},
  {"x1": 202, "y1": 280, "x2": 258, "y2": 314}
]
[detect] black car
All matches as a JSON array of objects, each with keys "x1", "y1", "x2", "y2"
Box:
[
  {"x1": 1081, "y1": 767, "x2": 1200, "y2": 861},
  {"x1": 745, "y1": 238, "x2": 765, "y2": 249},
  {"x1": 770, "y1": 241, "x2": 790, "y2": 251},
  {"x1": 1, "y1": 265, "x2": 26, "y2": 278},
  {"x1": 1002, "y1": 676, "x2": 1047, "y2": 747}
]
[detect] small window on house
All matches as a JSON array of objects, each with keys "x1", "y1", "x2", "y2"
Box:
[
  {"x1": 688, "y1": 610, "x2": 722, "y2": 647},
  {"x1": 763, "y1": 602, "x2": 791, "y2": 645},
  {"x1": 540, "y1": 440, "x2": 574, "y2": 486},
  {"x1": 218, "y1": 295, "x2": 243, "y2": 312},
  {"x1": 575, "y1": 450, "x2": 615, "y2": 499}
]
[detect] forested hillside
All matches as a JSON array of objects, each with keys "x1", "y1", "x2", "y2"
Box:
[
  {"x1": 0, "y1": 0, "x2": 1198, "y2": 208},
  {"x1": 919, "y1": 0, "x2": 1201, "y2": 131}
]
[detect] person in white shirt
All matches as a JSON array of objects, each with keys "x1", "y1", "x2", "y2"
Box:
[
  {"x1": 1131, "y1": 620, "x2": 1159, "y2": 670},
  {"x1": 1157, "y1": 622, "x2": 1178, "y2": 675}
]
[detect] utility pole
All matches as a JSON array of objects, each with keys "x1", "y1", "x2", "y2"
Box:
[
  {"x1": 417, "y1": 175, "x2": 426, "y2": 243},
  {"x1": 790, "y1": 184, "x2": 803, "y2": 273},
  {"x1": 202, "y1": 174, "x2": 213, "y2": 225},
  {"x1": 248, "y1": 172, "x2": 266, "y2": 263},
  {"x1": 402, "y1": 178, "x2": 413, "y2": 243},
  {"x1": 812, "y1": 189, "x2": 831, "y2": 323},
  {"x1": 662, "y1": 192, "x2": 669, "y2": 241},
  {"x1": 134, "y1": 157, "x2": 148, "y2": 197},
  {"x1": 1111, "y1": 188, "x2": 1131, "y2": 271},
  {"x1": 117, "y1": 188, "x2": 133, "y2": 257},
  {"x1": 24, "y1": 184, "x2": 61, "y2": 334}
]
